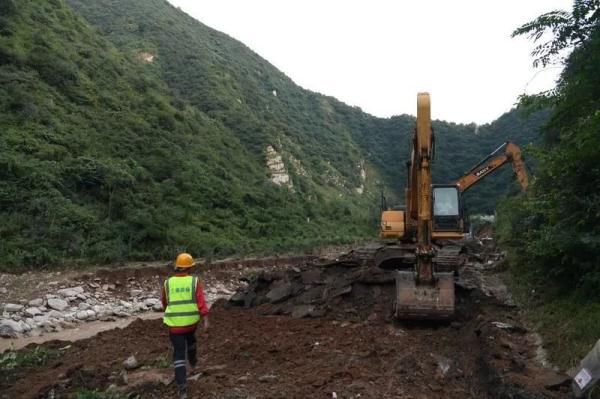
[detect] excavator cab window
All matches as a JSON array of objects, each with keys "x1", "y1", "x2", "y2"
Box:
[{"x1": 432, "y1": 185, "x2": 462, "y2": 231}]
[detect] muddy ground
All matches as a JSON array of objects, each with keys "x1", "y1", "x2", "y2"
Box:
[{"x1": 0, "y1": 247, "x2": 572, "y2": 399}]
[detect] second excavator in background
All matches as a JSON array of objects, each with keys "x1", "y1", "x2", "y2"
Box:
[{"x1": 454, "y1": 141, "x2": 528, "y2": 194}]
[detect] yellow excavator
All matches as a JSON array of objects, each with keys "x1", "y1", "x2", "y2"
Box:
[
  {"x1": 377, "y1": 93, "x2": 461, "y2": 320},
  {"x1": 377, "y1": 93, "x2": 529, "y2": 320}
]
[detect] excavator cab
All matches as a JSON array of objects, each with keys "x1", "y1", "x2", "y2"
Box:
[{"x1": 432, "y1": 184, "x2": 464, "y2": 235}]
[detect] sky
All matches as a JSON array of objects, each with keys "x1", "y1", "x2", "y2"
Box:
[{"x1": 166, "y1": 0, "x2": 572, "y2": 124}]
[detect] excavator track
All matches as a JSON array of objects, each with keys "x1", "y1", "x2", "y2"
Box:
[{"x1": 434, "y1": 244, "x2": 465, "y2": 273}]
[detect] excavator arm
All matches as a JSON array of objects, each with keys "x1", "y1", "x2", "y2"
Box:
[
  {"x1": 395, "y1": 93, "x2": 455, "y2": 320},
  {"x1": 456, "y1": 141, "x2": 529, "y2": 193}
]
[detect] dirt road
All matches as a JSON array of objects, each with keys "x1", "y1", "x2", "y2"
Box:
[{"x1": 0, "y1": 249, "x2": 571, "y2": 398}]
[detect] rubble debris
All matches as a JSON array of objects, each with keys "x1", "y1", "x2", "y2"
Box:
[{"x1": 492, "y1": 321, "x2": 528, "y2": 334}]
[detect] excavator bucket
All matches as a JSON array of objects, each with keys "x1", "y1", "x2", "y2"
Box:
[{"x1": 395, "y1": 271, "x2": 455, "y2": 320}]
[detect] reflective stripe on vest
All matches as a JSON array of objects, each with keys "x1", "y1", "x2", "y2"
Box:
[{"x1": 163, "y1": 275, "x2": 201, "y2": 327}]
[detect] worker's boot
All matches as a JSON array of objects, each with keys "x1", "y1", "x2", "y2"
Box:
[
  {"x1": 187, "y1": 343, "x2": 197, "y2": 370},
  {"x1": 177, "y1": 384, "x2": 188, "y2": 399}
]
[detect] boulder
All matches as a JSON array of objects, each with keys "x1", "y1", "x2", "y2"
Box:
[
  {"x1": 24, "y1": 307, "x2": 42, "y2": 317},
  {"x1": 47, "y1": 298, "x2": 69, "y2": 311},
  {"x1": 123, "y1": 355, "x2": 140, "y2": 370},
  {"x1": 28, "y1": 298, "x2": 44, "y2": 307},
  {"x1": 0, "y1": 319, "x2": 23, "y2": 337},
  {"x1": 291, "y1": 305, "x2": 316, "y2": 319},
  {"x1": 76, "y1": 310, "x2": 89, "y2": 320},
  {"x1": 57, "y1": 286, "x2": 84, "y2": 297},
  {"x1": 120, "y1": 300, "x2": 133, "y2": 308},
  {"x1": 47, "y1": 310, "x2": 64, "y2": 319},
  {"x1": 143, "y1": 298, "x2": 160, "y2": 307},
  {"x1": 78, "y1": 302, "x2": 91, "y2": 310},
  {"x1": 266, "y1": 283, "x2": 293, "y2": 304},
  {"x1": 3, "y1": 303, "x2": 23, "y2": 313}
]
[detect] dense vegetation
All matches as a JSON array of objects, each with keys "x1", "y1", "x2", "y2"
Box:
[
  {"x1": 0, "y1": 0, "x2": 546, "y2": 268},
  {"x1": 497, "y1": 0, "x2": 600, "y2": 366}
]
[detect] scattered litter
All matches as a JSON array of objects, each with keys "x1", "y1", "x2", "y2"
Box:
[{"x1": 491, "y1": 321, "x2": 527, "y2": 333}]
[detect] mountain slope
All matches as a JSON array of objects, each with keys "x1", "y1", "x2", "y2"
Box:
[{"x1": 0, "y1": 0, "x2": 374, "y2": 267}]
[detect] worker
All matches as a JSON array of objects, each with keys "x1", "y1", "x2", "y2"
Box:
[{"x1": 161, "y1": 252, "x2": 210, "y2": 399}]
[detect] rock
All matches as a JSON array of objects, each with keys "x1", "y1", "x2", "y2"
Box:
[
  {"x1": 57, "y1": 286, "x2": 85, "y2": 297},
  {"x1": 89, "y1": 283, "x2": 100, "y2": 289},
  {"x1": 0, "y1": 319, "x2": 23, "y2": 337},
  {"x1": 130, "y1": 289, "x2": 143, "y2": 297},
  {"x1": 126, "y1": 369, "x2": 173, "y2": 388},
  {"x1": 301, "y1": 269, "x2": 322, "y2": 285},
  {"x1": 10, "y1": 314, "x2": 21, "y2": 321},
  {"x1": 24, "y1": 307, "x2": 42, "y2": 317},
  {"x1": 152, "y1": 302, "x2": 162, "y2": 311},
  {"x1": 325, "y1": 285, "x2": 352, "y2": 299},
  {"x1": 28, "y1": 328, "x2": 42, "y2": 337},
  {"x1": 0, "y1": 287, "x2": 7, "y2": 294},
  {"x1": 76, "y1": 310, "x2": 89, "y2": 320},
  {"x1": 78, "y1": 302, "x2": 91, "y2": 310},
  {"x1": 113, "y1": 309, "x2": 131, "y2": 317},
  {"x1": 28, "y1": 298, "x2": 44, "y2": 307},
  {"x1": 123, "y1": 355, "x2": 140, "y2": 370},
  {"x1": 47, "y1": 310, "x2": 64, "y2": 319},
  {"x1": 204, "y1": 364, "x2": 227, "y2": 373},
  {"x1": 20, "y1": 320, "x2": 32, "y2": 332},
  {"x1": 76, "y1": 294, "x2": 87, "y2": 301},
  {"x1": 258, "y1": 373, "x2": 278, "y2": 383},
  {"x1": 291, "y1": 305, "x2": 315, "y2": 319},
  {"x1": 58, "y1": 320, "x2": 75, "y2": 329},
  {"x1": 92, "y1": 305, "x2": 105, "y2": 313},
  {"x1": 230, "y1": 290, "x2": 256, "y2": 307},
  {"x1": 266, "y1": 283, "x2": 293, "y2": 304},
  {"x1": 144, "y1": 298, "x2": 160, "y2": 307},
  {"x1": 3, "y1": 303, "x2": 24, "y2": 313},
  {"x1": 47, "y1": 298, "x2": 69, "y2": 311},
  {"x1": 491, "y1": 321, "x2": 528, "y2": 334},
  {"x1": 120, "y1": 300, "x2": 133, "y2": 308}
]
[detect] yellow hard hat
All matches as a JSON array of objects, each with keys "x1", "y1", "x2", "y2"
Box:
[{"x1": 175, "y1": 253, "x2": 194, "y2": 269}]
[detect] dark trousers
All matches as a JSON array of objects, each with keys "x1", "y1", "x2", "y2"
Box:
[{"x1": 169, "y1": 331, "x2": 197, "y2": 387}]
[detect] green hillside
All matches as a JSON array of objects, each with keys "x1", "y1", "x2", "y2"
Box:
[
  {"x1": 0, "y1": 0, "x2": 546, "y2": 268},
  {"x1": 67, "y1": 0, "x2": 548, "y2": 206}
]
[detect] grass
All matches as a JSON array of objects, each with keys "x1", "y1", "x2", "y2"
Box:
[
  {"x1": 503, "y1": 266, "x2": 600, "y2": 370},
  {"x1": 0, "y1": 346, "x2": 59, "y2": 371}
]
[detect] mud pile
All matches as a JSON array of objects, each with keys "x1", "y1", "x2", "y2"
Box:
[{"x1": 226, "y1": 260, "x2": 401, "y2": 322}]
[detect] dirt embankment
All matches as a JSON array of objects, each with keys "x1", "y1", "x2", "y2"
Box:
[{"x1": 0, "y1": 248, "x2": 571, "y2": 399}]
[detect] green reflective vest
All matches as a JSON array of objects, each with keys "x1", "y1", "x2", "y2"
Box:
[{"x1": 163, "y1": 275, "x2": 201, "y2": 327}]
